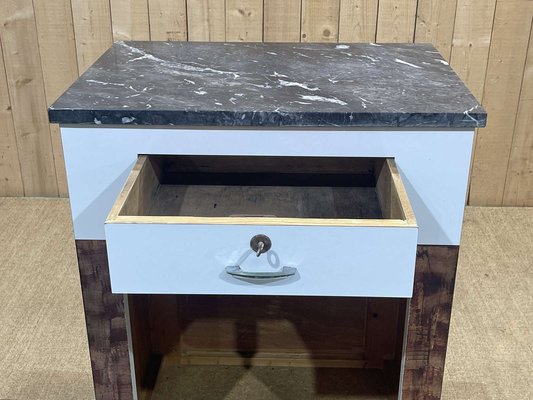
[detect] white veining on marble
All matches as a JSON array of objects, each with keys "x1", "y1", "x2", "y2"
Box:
[
  {"x1": 294, "y1": 52, "x2": 311, "y2": 58},
  {"x1": 120, "y1": 42, "x2": 241, "y2": 79},
  {"x1": 49, "y1": 42, "x2": 486, "y2": 128},
  {"x1": 278, "y1": 79, "x2": 319, "y2": 91},
  {"x1": 358, "y1": 54, "x2": 379, "y2": 62},
  {"x1": 463, "y1": 105, "x2": 481, "y2": 127},
  {"x1": 299, "y1": 95, "x2": 348, "y2": 106},
  {"x1": 250, "y1": 83, "x2": 273, "y2": 89},
  {"x1": 394, "y1": 59, "x2": 422, "y2": 69},
  {"x1": 86, "y1": 79, "x2": 125, "y2": 87}
]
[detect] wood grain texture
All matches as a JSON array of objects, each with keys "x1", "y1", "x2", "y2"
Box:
[
  {"x1": 449, "y1": 0, "x2": 497, "y2": 204},
  {"x1": 187, "y1": 0, "x2": 226, "y2": 41},
  {"x1": 48, "y1": 125, "x2": 68, "y2": 197},
  {"x1": 469, "y1": 0, "x2": 533, "y2": 206},
  {"x1": 33, "y1": 0, "x2": 79, "y2": 103},
  {"x1": 127, "y1": 295, "x2": 153, "y2": 399},
  {"x1": 264, "y1": 0, "x2": 302, "y2": 42},
  {"x1": 148, "y1": 0, "x2": 188, "y2": 41},
  {"x1": 365, "y1": 298, "x2": 402, "y2": 369},
  {"x1": 301, "y1": 0, "x2": 340, "y2": 42},
  {"x1": 0, "y1": 41, "x2": 23, "y2": 196},
  {"x1": 33, "y1": 0, "x2": 79, "y2": 197},
  {"x1": 76, "y1": 241, "x2": 456, "y2": 398},
  {"x1": 339, "y1": 0, "x2": 378, "y2": 42},
  {"x1": 174, "y1": 295, "x2": 368, "y2": 366},
  {"x1": 0, "y1": 0, "x2": 58, "y2": 197},
  {"x1": 71, "y1": 0, "x2": 113, "y2": 73},
  {"x1": 0, "y1": 0, "x2": 532, "y2": 203},
  {"x1": 450, "y1": 0, "x2": 497, "y2": 101},
  {"x1": 402, "y1": 245, "x2": 460, "y2": 400},
  {"x1": 226, "y1": 0, "x2": 263, "y2": 42},
  {"x1": 108, "y1": 155, "x2": 414, "y2": 227},
  {"x1": 110, "y1": 0, "x2": 150, "y2": 41},
  {"x1": 75, "y1": 240, "x2": 133, "y2": 400},
  {"x1": 376, "y1": 0, "x2": 418, "y2": 43},
  {"x1": 503, "y1": 21, "x2": 533, "y2": 206},
  {"x1": 414, "y1": 0, "x2": 458, "y2": 61}
]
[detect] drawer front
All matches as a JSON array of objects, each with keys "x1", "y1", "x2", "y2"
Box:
[
  {"x1": 105, "y1": 223, "x2": 418, "y2": 297},
  {"x1": 105, "y1": 154, "x2": 418, "y2": 297}
]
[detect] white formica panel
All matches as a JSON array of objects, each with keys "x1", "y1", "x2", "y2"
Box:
[
  {"x1": 61, "y1": 127, "x2": 474, "y2": 245},
  {"x1": 105, "y1": 223, "x2": 418, "y2": 297}
]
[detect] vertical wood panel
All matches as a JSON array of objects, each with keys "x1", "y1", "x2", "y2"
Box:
[
  {"x1": 376, "y1": 0, "x2": 417, "y2": 43},
  {"x1": 402, "y1": 246, "x2": 459, "y2": 399},
  {"x1": 226, "y1": 0, "x2": 263, "y2": 42},
  {"x1": 0, "y1": 0, "x2": 532, "y2": 202},
  {"x1": 110, "y1": 0, "x2": 151, "y2": 41},
  {"x1": 503, "y1": 22, "x2": 533, "y2": 206},
  {"x1": 71, "y1": 0, "x2": 113, "y2": 73},
  {"x1": 450, "y1": 0, "x2": 497, "y2": 204},
  {"x1": 0, "y1": 41, "x2": 23, "y2": 196},
  {"x1": 33, "y1": 0, "x2": 79, "y2": 103},
  {"x1": 0, "y1": 0, "x2": 58, "y2": 196},
  {"x1": 414, "y1": 0, "x2": 458, "y2": 61},
  {"x1": 187, "y1": 0, "x2": 226, "y2": 41},
  {"x1": 365, "y1": 298, "x2": 401, "y2": 369},
  {"x1": 75, "y1": 240, "x2": 133, "y2": 400},
  {"x1": 48, "y1": 125, "x2": 68, "y2": 197},
  {"x1": 301, "y1": 0, "x2": 340, "y2": 42},
  {"x1": 148, "y1": 0, "x2": 188, "y2": 41},
  {"x1": 450, "y1": 0, "x2": 497, "y2": 101},
  {"x1": 339, "y1": 0, "x2": 379, "y2": 42},
  {"x1": 469, "y1": 1, "x2": 533, "y2": 206},
  {"x1": 33, "y1": 0, "x2": 79, "y2": 197},
  {"x1": 264, "y1": 0, "x2": 302, "y2": 42}
]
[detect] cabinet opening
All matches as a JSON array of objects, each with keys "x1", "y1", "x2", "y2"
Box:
[{"x1": 127, "y1": 294, "x2": 406, "y2": 399}]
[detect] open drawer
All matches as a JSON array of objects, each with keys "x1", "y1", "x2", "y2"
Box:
[{"x1": 105, "y1": 155, "x2": 418, "y2": 297}]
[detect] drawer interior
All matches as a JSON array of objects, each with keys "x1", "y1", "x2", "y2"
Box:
[{"x1": 109, "y1": 155, "x2": 415, "y2": 226}]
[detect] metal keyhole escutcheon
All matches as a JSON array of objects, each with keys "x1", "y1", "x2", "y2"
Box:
[{"x1": 250, "y1": 234, "x2": 272, "y2": 257}]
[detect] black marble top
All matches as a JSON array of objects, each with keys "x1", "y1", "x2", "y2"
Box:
[{"x1": 49, "y1": 41, "x2": 486, "y2": 128}]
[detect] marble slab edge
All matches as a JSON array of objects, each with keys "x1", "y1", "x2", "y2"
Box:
[{"x1": 48, "y1": 109, "x2": 486, "y2": 128}]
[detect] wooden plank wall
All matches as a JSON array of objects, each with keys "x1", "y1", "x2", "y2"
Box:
[{"x1": 0, "y1": 0, "x2": 532, "y2": 205}]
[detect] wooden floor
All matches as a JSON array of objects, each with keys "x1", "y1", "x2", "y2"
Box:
[{"x1": 0, "y1": 198, "x2": 531, "y2": 400}]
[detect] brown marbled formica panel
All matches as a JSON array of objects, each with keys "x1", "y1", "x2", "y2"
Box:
[
  {"x1": 75, "y1": 240, "x2": 460, "y2": 400},
  {"x1": 76, "y1": 240, "x2": 133, "y2": 400},
  {"x1": 402, "y1": 245, "x2": 460, "y2": 400}
]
